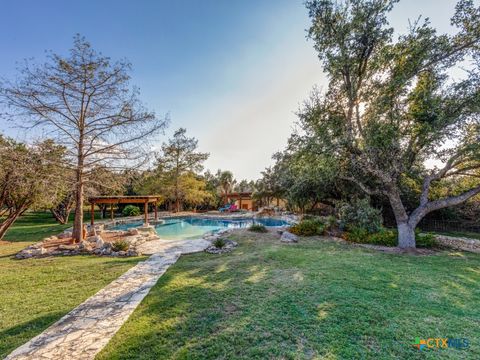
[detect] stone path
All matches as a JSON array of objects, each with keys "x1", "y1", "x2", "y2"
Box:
[{"x1": 6, "y1": 238, "x2": 211, "y2": 360}]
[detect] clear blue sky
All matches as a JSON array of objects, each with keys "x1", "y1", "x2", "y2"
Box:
[{"x1": 0, "y1": 0, "x2": 471, "y2": 179}]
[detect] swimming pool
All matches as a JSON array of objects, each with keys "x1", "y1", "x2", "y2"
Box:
[{"x1": 113, "y1": 216, "x2": 290, "y2": 240}]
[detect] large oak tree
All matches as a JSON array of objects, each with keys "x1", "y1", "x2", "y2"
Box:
[{"x1": 301, "y1": 0, "x2": 480, "y2": 248}]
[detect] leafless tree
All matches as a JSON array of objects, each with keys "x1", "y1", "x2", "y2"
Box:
[{"x1": 1, "y1": 35, "x2": 168, "y2": 241}]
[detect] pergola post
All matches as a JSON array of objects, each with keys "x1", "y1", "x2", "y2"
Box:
[
  {"x1": 88, "y1": 196, "x2": 161, "y2": 226},
  {"x1": 90, "y1": 203, "x2": 95, "y2": 226},
  {"x1": 144, "y1": 201, "x2": 148, "y2": 225}
]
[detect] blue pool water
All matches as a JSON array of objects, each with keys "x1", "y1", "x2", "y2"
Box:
[{"x1": 113, "y1": 217, "x2": 289, "y2": 240}]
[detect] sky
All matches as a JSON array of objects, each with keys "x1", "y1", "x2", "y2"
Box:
[{"x1": 0, "y1": 0, "x2": 473, "y2": 180}]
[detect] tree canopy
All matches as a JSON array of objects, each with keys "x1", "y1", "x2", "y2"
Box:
[
  {"x1": 138, "y1": 128, "x2": 210, "y2": 211},
  {"x1": 0, "y1": 136, "x2": 67, "y2": 239},
  {"x1": 292, "y1": 0, "x2": 480, "y2": 247}
]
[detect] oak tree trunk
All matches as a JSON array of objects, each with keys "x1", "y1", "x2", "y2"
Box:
[
  {"x1": 0, "y1": 208, "x2": 26, "y2": 240},
  {"x1": 50, "y1": 196, "x2": 74, "y2": 224},
  {"x1": 397, "y1": 222, "x2": 416, "y2": 249},
  {"x1": 50, "y1": 208, "x2": 70, "y2": 224},
  {"x1": 386, "y1": 189, "x2": 418, "y2": 248}
]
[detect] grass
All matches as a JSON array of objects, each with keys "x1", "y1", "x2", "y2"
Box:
[
  {"x1": 97, "y1": 230, "x2": 480, "y2": 360},
  {"x1": 2, "y1": 212, "x2": 71, "y2": 243},
  {"x1": 2, "y1": 209, "x2": 111, "y2": 243},
  {"x1": 0, "y1": 212, "x2": 145, "y2": 357}
]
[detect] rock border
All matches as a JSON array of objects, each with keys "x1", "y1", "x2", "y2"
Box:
[
  {"x1": 433, "y1": 234, "x2": 480, "y2": 253},
  {"x1": 15, "y1": 226, "x2": 160, "y2": 259},
  {"x1": 205, "y1": 239, "x2": 238, "y2": 254},
  {"x1": 202, "y1": 228, "x2": 239, "y2": 254}
]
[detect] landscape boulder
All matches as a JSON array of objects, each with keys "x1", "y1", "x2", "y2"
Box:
[
  {"x1": 58, "y1": 231, "x2": 72, "y2": 239},
  {"x1": 96, "y1": 238, "x2": 105, "y2": 249},
  {"x1": 15, "y1": 246, "x2": 48, "y2": 259},
  {"x1": 58, "y1": 244, "x2": 79, "y2": 251},
  {"x1": 127, "y1": 249, "x2": 139, "y2": 257},
  {"x1": 127, "y1": 228, "x2": 140, "y2": 236},
  {"x1": 280, "y1": 231, "x2": 298, "y2": 243},
  {"x1": 123, "y1": 235, "x2": 141, "y2": 245},
  {"x1": 102, "y1": 247, "x2": 112, "y2": 256},
  {"x1": 205, "y1": 239, "x2": 238, "y2": 254},
  {"x1": 79, "y1": 240, "x2": 93, "y2": 252}
]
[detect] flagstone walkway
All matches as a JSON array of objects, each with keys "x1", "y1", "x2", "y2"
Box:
[{"x1": 6, "y1": 238, "x2": 211, "y2": 360}]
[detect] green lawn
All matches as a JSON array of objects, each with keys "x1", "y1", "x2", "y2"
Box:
[
  {"x1": 3, "y1": 211, "x2": 71, "y2": 243},
  {"x1": 2, "y1": 210, "x2": 111, "y2": 243},
  {"x1": 2, "y1": 213, "x2": 479, "y2": 359},
  {"x1": 0, "y1": 212, "x2": 144, "y2": 358},
  {"x1": 97, "y1": 231, "x2": 480, "y2": 360}
]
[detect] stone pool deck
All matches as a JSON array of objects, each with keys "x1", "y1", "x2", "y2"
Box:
[{"x1": 6, "y1": 238, "x2": 211, "y2": 360}]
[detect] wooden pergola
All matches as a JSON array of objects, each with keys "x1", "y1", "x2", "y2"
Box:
[{"x1": 88, "y1": 196, "x2": 162, "y2": 226}]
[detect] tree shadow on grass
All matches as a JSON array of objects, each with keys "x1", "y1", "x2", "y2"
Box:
[
  {"x1": 0, "y1": 252, "x2": 19, "y2": 260},
  {"x1": 96, "y1": 232, "x2": 480, "y2": 359},
  {"x1": 97, "y1": 246, "x2": 339, "y2": 359},
  {"x1": 0, "y1": 311, "x2": 66, "y2": 358}
]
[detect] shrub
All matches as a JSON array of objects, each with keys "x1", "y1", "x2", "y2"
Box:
[
  {"x1": 324, "y1": 215, "x2": 337, "y2": 230},
  {"x1": 367, "y1": 229, "x2": 397, "y2": 246},
  {"x1": 289, "y1": 219, "x2": 324, "y2": 236},
  {"x1": 213, "y1": 238, "x2": 226, "y2": 249},
  {"x1": 416, "y1": 232, "x2": 437, "y2": 248},
  {"x1": 302, "y1": 214, "x2": 320, "y2": 221},
  {"x1": 249, "y1": 224, "x2": 268, "y2": 233},
  {"x1": 122, "y1": 205, "x2": 141, "y2": 217},
  {"x1": 346, "y1": 228, "x2": 437, "y2": 248},
  {"x1": 317, "y1": 224, "x2": 327, "y2": 236},
  {"x1": 301, "y1": 215, "x2": 334, "y2": 232},
  {"x1": 345, "y1": 226, "x2": 369, "y2": 243},
  {"x1": 112, "y1": 240, "x2": 129, "y2": 252},
  {"x1": 336, "y1": 198, "x2": 383, "y2": 233}
]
